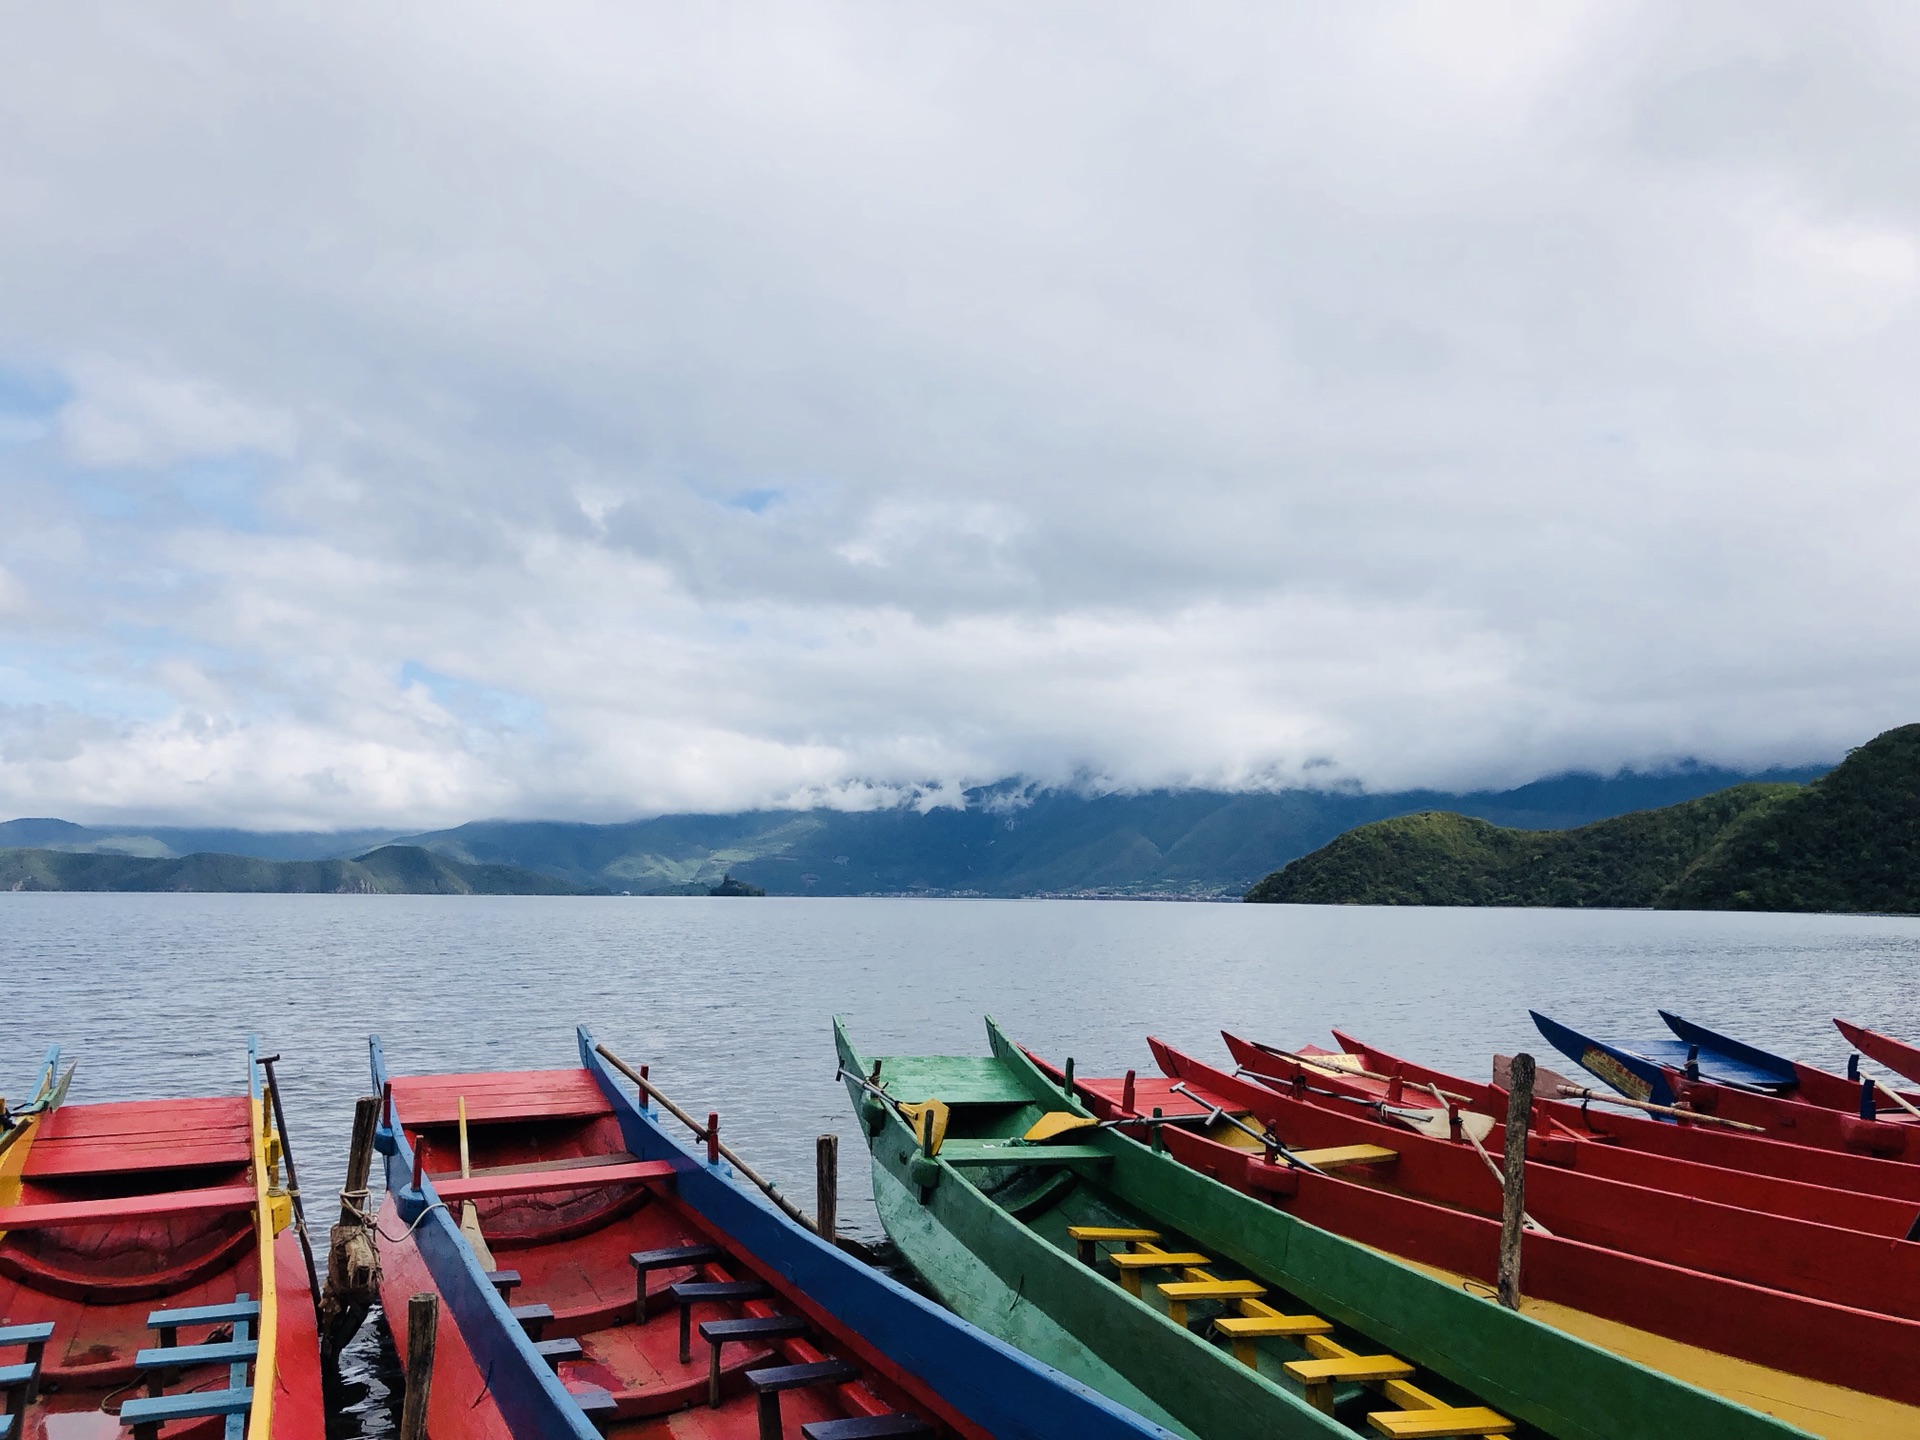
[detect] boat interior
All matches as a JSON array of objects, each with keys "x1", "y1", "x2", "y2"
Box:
[
  {"x1": 388, "y1": 1066, "x2": 951, "y2": 1439},
  {"x1": 0, "y1": 1089, "x2": 269, "y2": 1440},
  {"x1": 859, "y1": 1052, "x2": 1519, "y2": 1439}
]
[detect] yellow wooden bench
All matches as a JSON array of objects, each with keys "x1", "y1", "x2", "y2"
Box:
[
  {"x1": 1065, "y1": 1225, "x2": 1160, "y2": 1266},
  {"x1": 1107, "y1": 1251, "x2": 1211, "y2": 1297},
  {"x1": 1286, "y1": 1144, "x2": 1399, "y2": 1171},
  {"x1": 1155, "y1": 1278, "x2": 1266, "y2": 1326}
]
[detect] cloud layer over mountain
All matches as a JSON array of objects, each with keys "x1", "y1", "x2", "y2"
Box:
[{"x1": 2, "y1": 4, "x2": 1916, "y2": 826}]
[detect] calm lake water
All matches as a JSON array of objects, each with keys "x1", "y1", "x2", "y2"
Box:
[{"x1": 6, "y1": 895, "x2": 1920, "y2": 1432}]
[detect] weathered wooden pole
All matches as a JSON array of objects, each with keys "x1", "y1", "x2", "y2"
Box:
[
  {"x1": 399, "y1": 1293, "x2": 438, "y2": 1440},
  {"x1": 1497, "y1": 1054, "x2": 1535, "y2": 1310},
  {"x1": 319, "y1": 1095, "x2": 383, "y2": 1359},
  {"x1": 815, "y1": 1133, "x2": 838, "y2": 1244}
]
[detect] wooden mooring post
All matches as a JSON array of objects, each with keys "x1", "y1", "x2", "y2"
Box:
[
  {"x1": 399, "y1": 1293, "x2": 438, "y2": 1440},
  {"x1": 816, "y1": 1133, "x2": 838, "y2": 1244},
  {"x1": 319, "y1": 1095, "x2": 383, "y2": 1359},
  {"x1": 1497, "y1": 1054, "x2": 1536, "y2": 1309}
]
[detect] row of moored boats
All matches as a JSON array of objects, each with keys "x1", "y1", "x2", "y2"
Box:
[{"x1": 5, "y1": 1011, "x2": 1920, "y2": 1439}]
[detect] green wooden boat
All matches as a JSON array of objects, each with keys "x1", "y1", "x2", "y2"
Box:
[{"x1": 835, "y1": 1016, "x2": 1813, "y2": 1440}]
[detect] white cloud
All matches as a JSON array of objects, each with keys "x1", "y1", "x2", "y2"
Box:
[{"x1": 0, "y1": 2, "x2": 1916, "y2": 825}]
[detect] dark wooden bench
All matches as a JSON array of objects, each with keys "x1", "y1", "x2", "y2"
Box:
[
  {"x1": 801, "y1": 1417, "x2": 933, "y2": 1440},
  {"x1": 628, "y1": 1242, "x2": 718, "y2": 1321},
  {"x1": 698, "y1": 1314, "x2": 809, "y2": 1405},
  {"x1": 486, "y1": 1268, "x2": 521, "y2": 1300},
  {"x1": 509, "y1": 1302, "x2": 554, "y2": 1341},
  {"x1": 568, "y1": 1384, "x2": 617, "y2": 1434},
  {"x1": 532, "y1": 1337, "x2": 584, "y2": 1369},
  {"x1": 745, "y1": 1359, "x2": 861, "y2": 1440},
  {"x1": 670, "y1": 1279, "x2": 770, "y2": 1363}
]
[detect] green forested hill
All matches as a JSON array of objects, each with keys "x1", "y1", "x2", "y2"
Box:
[
  {"x1": 1245, "y1": 724, "x2": 1920, "y2": 913},
  {"x1": 0, "y1": 845, "x2": 594, "y2": 894}
]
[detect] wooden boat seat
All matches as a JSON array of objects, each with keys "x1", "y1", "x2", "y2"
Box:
[
  {"x1": 434, "y1": 1158, "x2": 673, "y2": 1204},
  {"x1": 1155, "y1": 1278, "x2": 1265, "y2": 1326},
  {"x1": 391, "y1": 1070, "x2": 613, "y2": 1125},
  {"x1": 935, "y1": 1141, "x2": 1110, "y2": 1168},
  {"x1": 567, "y1": 1384, "x2": 617, "y2": 1434},
  {"x1": 147, "y1": 1298, "x2": 260, "y2": 1347},
  {"x1": 800, "y1": 1417, "x2": 932, "y2": 1439},
  {"x1": 1368, "y1": 1410, "x2": 1515, "y2": 1438},
  {"x1": 1, "y1": 1413, "x2": 13, "y2": 1438},
  {"x1": 23, "y1": 1098, "x2": 251, "y2": 1179},
  {"x1": 533, "y1": 1337, "x2": 584, "y2": 1369},
  {"x1": 486, "y1": 1268, "x2": 521, "y2": 1298},
  {"x1": 1288, "y1": 1144, "x2": 1398, "y2": 1171},
  {"x1": 1067, "y1": 1225, "x2": 1159, "y2": 1264},
  {"x1": 672, "y1": 1280, "x2": 772, "y2": 1363},
  {"x1": 117, "y1": 1385, "x2": 253, "y2": 1440},
  {"x1": 745, "y1": 1359, "x2": 862, "y2": 1440},
  {"x1": 509, "y1": 1303, "x2": 554, "y2": 1340},
  {"x1": 0, "y1": 1183, "x2": 255, "y2": 1232},
  {"x1": 1107, "y1": 1251, "x2": 1209, "y2": 1297},
  {"x1": 134, "y1": 1338, "x2": 258, "y2": 1387},
  {"x1": 700, "y1": 1314, "x2": 809, "y2": 1405},
  {"x1": 1286, "y1": 1353, "x2": 1416, "y2": 1383},
  {"x1": 0, "y1": 1362, "x2": 40, "y2": 1410},
  {"x1": 629, "y1": 1243, "x2": 720, "y2": 1321}
]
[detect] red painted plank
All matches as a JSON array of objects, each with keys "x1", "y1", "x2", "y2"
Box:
[
  {"x1": 35, "y1": 1097, "x2": 249, "y2": 1138},
  {"x1": 432, "y1": 1159, "x2": 674, "y2": 1204},
  {"x1": 0, "y1": 1183, "x2": 257, "y2": 1230},
  {"x1": 26, "y1": 1137, "x2": 253, "y2": 1177},
  {"x1": 392, "y1": 1070, "x2": 612, "y2": 1125}
]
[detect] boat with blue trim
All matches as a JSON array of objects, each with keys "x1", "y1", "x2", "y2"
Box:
[{"x1": 369, "y1": 1025, "x2": 1179, "y2": 1440}]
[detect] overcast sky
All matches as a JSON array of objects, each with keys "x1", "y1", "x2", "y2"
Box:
[{"x1": 2, "y1": 4, "x2": 1917, "y2": 828}]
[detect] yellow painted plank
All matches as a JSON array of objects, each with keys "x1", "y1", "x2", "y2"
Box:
[
  {"x1": 1110, "y1": 1251, "x2": 1210, "y2": 1270},
  {"x1": 1216, "y1": 1314, "x2": 1334, "y2": 1338},
  {"x1": 1067, "y1": 1226, "x2": 1161, "y2": 1242},
  {"x1": 1289, "y1": 1143, "x2": 1399, "y2": 1169},
  {"x1": 1367, "y1": 1407, "x2": 1515, "y2": 1438},
  {"x1": 1286, "y1": 1355, "x2": 1416, "y2": 1383},
  {"x1": 1158, "y1": 1279, "x2": 1266, "y2": 1300}
]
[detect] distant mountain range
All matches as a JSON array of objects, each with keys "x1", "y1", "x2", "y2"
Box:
[
  {"x1": 1, "y1": 763, "x2": 1829, "y2": 897},
  {"x1": 0, "y1": 844, "x2": 597, "y2": 895},
  {"x1": 1245, "y1": 724, "x2": 1919, "y2": 913}
]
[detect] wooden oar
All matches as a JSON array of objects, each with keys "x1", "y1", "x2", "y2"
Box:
[
  {"x1": 455, "y1": 1097, "x2": 497, "y2": 1270},
  {"x1": 1246, "y1": 1041, "x2": 1475, "y2": 1104},
  {"x1": 1021, "y1": 1110, "x2": 1213, "y2": 1143},
  {"x1": 1166, "y1": 1083, "x2": 1326, "y2": 1174},
  {"x1": 1555, "y1": 1085, "x2": 1765, "y2": 1132}
]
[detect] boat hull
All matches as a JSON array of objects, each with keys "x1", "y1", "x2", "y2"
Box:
[{"x1": 841, "y1": 1016, "x2": 1812, "y2": 1440}]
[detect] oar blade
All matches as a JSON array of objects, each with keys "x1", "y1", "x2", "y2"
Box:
[{"x1": 1022, "y1": 1112, "x2": 1099, "y2": 1144}]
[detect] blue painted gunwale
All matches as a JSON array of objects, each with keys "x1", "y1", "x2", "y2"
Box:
[
  {"x1": 370, "y1": 1037, "x2": 601, "y2": 1440},
  {"x1": 370, "y1": 1029, "x2": 1176, "y2": 1440},
  {"x1": 1531, "y1": 1011, "x2": 1684, "y2": 1109}
]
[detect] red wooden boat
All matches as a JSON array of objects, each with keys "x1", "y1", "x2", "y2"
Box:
[
  {"x1": 1836, "y1": 1019, "x2": 1920, "y2": 1090},
  {"x1": 0, "y1": 1044, "x2": 325, "y2": 1440},
  {"x1": 1021, "y1": 1040, "x2": 1920, "y2": 1437},
  {"x1": 1220, "y1": 1036, "x2": 1920, "y2": 1236},
  {"x1": 1233, "y1": 1029, "x2": 1920, "y2": 1207},
  {"x1": 370, "y1": 1030, "x2": 1172, "y2": 1440},
  {"x1": 1153, "y1": 1038, "x2": 1920, "y2": 1315}
]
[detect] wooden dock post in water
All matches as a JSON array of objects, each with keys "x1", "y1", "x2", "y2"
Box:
[
  {"x1": 319, "y1": 1095, "x2": 383, "y2": 1359},
  {"x1": 1497, "y1": 1054, "x2": 1536, "y2": 1310},
  {"x1": 816, "y1": 1133, "x2": 838, "y2": 1243},
  {"x1": 399, "y1": 1292, "x2": 438, "y2": 1440}
]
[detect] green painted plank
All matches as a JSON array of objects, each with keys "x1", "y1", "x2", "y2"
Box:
[{"x1": 861, "y1": 1055, "x2": 1033, "y2": 1105}]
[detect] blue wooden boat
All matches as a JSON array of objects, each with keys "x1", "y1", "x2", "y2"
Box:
[
  {"x1": 1531, "y1": 1010, "x2": 1787, "y2": 1111},
  {"x1": 370, "y1": 1025, "x2": 1178, "y2": 1440}
]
